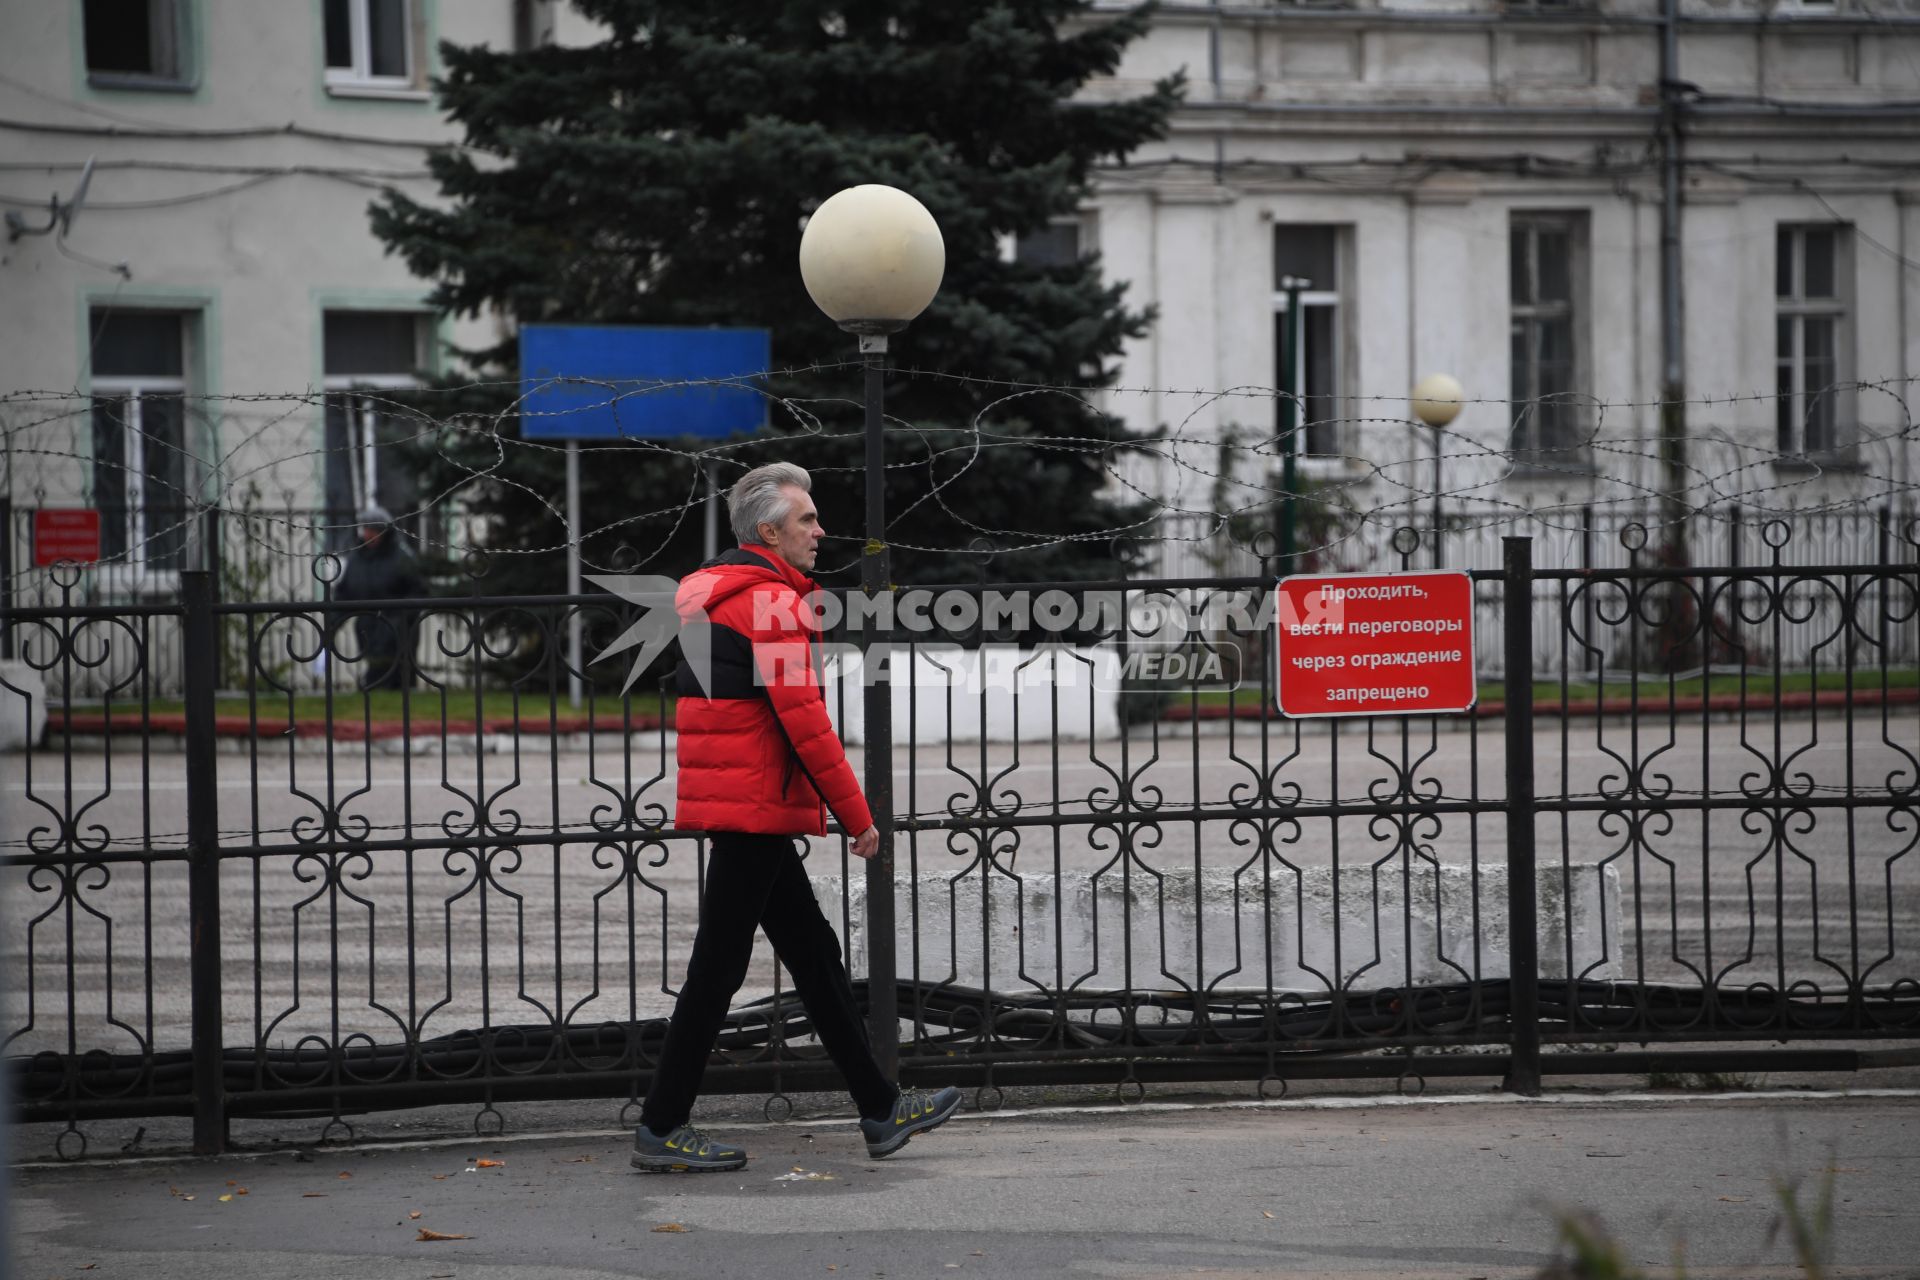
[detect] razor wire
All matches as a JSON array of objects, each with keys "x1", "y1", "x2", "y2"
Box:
[{"x1": 2, "y1": 367, "x2": 1916, "y2": 591}]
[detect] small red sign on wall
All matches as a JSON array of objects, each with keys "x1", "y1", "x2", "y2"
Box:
[
  {"x1": 32, "y1": 509, "x2": 102, "y2": 567},
  {"x1": 1274, "y1": 571, "x2": 1477, "y2": 717}
]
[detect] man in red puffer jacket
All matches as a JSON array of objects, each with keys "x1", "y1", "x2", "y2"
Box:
[{"x1": 631, "y1": 462, "x2": 961, "y2": 1173}]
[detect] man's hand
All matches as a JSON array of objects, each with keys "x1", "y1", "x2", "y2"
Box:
[{"x1": 849, "y1": 825, "x2": 882, "y2": 860}]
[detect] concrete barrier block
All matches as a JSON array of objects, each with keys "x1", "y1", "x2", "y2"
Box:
[
  {"x1": 825, "y1": 645, "x2": 1121, "y2": 745},
  {"x1": 816, "y1": 860, "x2": 1621, "y2": 994},
  {"x1": 0, "y1": 660, "x2": 48, "y2": 751}
]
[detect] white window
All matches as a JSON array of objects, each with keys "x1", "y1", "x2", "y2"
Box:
[
  {"x1": 1508, "y1": 212, "x2": 1590, "y2": 467},
  {"x1": 323, "y1": 311, "x2": 430, "y2": 546},
  {"x1": 83, "y1": 0, "x2": 191, "y2": 88},
  {"x1": 1776, "y1": 225, "x2": 1851, "y2": 459},
  {"x1": 89, "y1": 309, "x2": 192, "y2": 572},
  {"x1": 1272, "y1": 225, "x2": 1345, "y2": 460},
  {"x1": 324, "y1": 0, "x2": 415, "y2": 91}
]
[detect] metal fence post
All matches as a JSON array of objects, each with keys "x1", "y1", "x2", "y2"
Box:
[
  {"x1": 1501, "y1": 536, "x2": 1542, "y2": 1096},
  {"x1": 181, "y1": 570, "x2": 227, "y2": 1152},
  {"x1": 1579, "y1": 505, "x2": 1594, "y2": 673},
  {"x1": 1, "y1": 497, "x2": 13, "y2": 660}
]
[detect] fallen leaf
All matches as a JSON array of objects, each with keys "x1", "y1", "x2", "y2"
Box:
[
  {"x1": 1262, "y1": 1211, "x2": 1274, "y2": 1220},
  {"x1": 338, "y1": 1171, "x2": 353, "y2": 1180},
  {"x1": 409, "y1": 1211, "x2": 423, "y2": 1220},
  {"x1": 226, "y1": 1180, "x2": 237, "y2": 1187},
  {"x1": 168, "y1": 1185, "x2": 183, "y2": 1198},
  {"x1": 417, "y1": 1228, "x2": 471, "y2": 1241},
  {"x1": 181, "y1": 1195, "x2": 196, "y2": 1202},
  {"x1": 792, "y1": 1165, "x2": 806, "y2": 1173},
  {"x1": 1718, "y1": 1195, "x2": 1749, "y2": 1203},
  {"x1": 970, "y1": 1253, "x2": 985, "y2": 1258},
  {"x1": 78, "y1": 1266, "x2": 97, "y2": 1272},
  {"x1": 562, "y1": 1155, "x2": 594, "y2": 1163},
  {"x1": 651, "y1": 1223, "x2": 688, "y2": 1234},
  {"x1": 302, "y1": 1193, "x2": 328, "y2": 1199},
  {"x1": 475, "y1": 1158, "x2": 505, "y2": 1168},
  {"x1": 218, "y1": 1194, "x2": 233, "y2": 1203},
  {"x1": 431, "y1": 1174, "x2": 449, "y2": 1181},
  {"x1": 236, "y1": 1188, "x2": 248, "y2": 1196}
]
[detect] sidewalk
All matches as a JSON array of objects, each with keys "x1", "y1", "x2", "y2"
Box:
[{"x1": 13, "y1": 1088, "x2": 1920, "y2": 1280}]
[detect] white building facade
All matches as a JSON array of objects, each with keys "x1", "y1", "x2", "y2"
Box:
[
  {"x1": 3, "y1": 1, "x2": 1917, "y2": 595},
  {"x1": 0, "y1": 1, "x2": 599, "y2": 596},
  {"x1": 1069, "y1": 0, "x2": 1920, "y2": 572}
]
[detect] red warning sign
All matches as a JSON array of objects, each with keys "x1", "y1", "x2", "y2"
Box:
[
  {"x1": 1274, "y1": 570, "x2": 1477, "y2": 717},
  {"x1": 32, "y1": 508, "x2": 102, "y2": 567}
]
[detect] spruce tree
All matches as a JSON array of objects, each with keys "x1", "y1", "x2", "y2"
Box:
[{"x1": 371, "y1": 1, "x2": 1182, "y2": 597}]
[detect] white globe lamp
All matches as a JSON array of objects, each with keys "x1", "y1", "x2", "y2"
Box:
[
  {"x1": 798, "y1": 184, "x2": 945, "y2": 337},
  {"x1": 1411, "y1": 372, "x2": 1465, "y2": 428}
]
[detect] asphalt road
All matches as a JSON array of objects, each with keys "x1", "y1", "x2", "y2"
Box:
[
  {"x1": 4, "y1": 719, "x2": 1915, "y2": 1061},
  {"x1": 11, "y1": 1093, "x2": 1920, "y2": 1279}
]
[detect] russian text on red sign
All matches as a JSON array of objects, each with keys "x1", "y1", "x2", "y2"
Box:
[
  {"x1": 32, "y1": 509, "x2": 102, "y2": 567},
  {"x1": 1273, "y1": 570, "x2": 1477, "y2": 717}
]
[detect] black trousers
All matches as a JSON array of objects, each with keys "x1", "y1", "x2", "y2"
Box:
[{"x1": 639, "y1": 831, "x2": 897, "y2": 1134}]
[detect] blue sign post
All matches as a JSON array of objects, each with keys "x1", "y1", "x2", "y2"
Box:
[
  {"x1": 517, "y1": 325, "x2": 772, "y2": 705},
  {"x1": 518, "y1": 324, "x2": 771, "y2": 440}
]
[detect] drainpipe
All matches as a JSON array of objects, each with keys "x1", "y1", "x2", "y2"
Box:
[{"x1": 1657, "y1": 0, "x2": 1689, "y2": 565}]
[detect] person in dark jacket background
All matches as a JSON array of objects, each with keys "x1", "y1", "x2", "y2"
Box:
[
  {"x1": 630, "y1": 462, "x2": 961, "y2": 1173},
  {"x1": 331, "y1": 504, "x2": 425, "y2": 691}
]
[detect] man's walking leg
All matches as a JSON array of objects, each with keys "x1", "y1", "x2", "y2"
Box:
[
  {"x1": 759, "y1": 839, "x2": 897, "y2": 1119},
  {"x1": 760, "y1": 840, "x2": 962, "y2": 1157},
  {"x1": 633, "y1": 832, "x2": 778, "y2": 1171}
]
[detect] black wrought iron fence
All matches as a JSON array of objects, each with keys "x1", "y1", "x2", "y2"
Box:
[
  {"x1": 0, "y1": 501, "x2": 474, "y2": 698},
  {"x1": 4, "y1": 526, "x2": 1917, "y2": 1158},
  {"x1": 1156, "y1": 504, "x2": 1920, "y2": 675}
]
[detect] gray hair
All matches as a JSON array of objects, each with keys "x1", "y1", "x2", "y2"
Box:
[{"x1": 728, "y1": 462, "x2": 812, "y2": 546}]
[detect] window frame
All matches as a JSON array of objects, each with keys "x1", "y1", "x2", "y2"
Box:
[
  {"x1": 321, "y1": 309, "x2": 433, "y2": 543},
  {"x1": 1507, "y1": 210, "x2": 1593, "y2": 474},
  {"x1": 1271, "y1": 224, "x2": 1349, "y2": 469},
  {"x1": 322, "y1": 376, "x2": 417, "y2": 528},
  {"x1": 83, "y1": 0, "x2": 196, "y2": 92},
  {"x1": 90, "y1": 371, "x2": 190, "y2": 583},
  {"x1": 1774, "y1": 223, "x2": 1854, "y2": 464},
  {"x1": 323, "y1": 0, "x2": 419, "y2": 95}
]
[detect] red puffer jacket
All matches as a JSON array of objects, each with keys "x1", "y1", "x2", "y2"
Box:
[{"x1": 672, "y1": 544, "x2": 873, "y2": 837}]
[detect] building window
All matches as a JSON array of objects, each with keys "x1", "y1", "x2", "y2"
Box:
[
  {"x1": 89, "y1": 309, "x2": 191, "y2": 570},
  {"x1": 324, "y1": 0, "x2": 414, "y2": 89},
  {"x1": 1776, "y1": 225, "x2": 1851, "y2": 459},
  {"x1": 1014, "y1": 222, "x2": 1082, "y2": 268},
  {"x1": 83, "y1": 0, "x2": 190, "y2": 88},
  {"x1": 323, "y1": 311, "x2": 430, "y2": 546},
  {"x1": 1273, "y1": 225, "x2": 1344, "y2": 459},
  {"x1": 1508, "y1": 212, "x2": 1589, "y2": 467}
]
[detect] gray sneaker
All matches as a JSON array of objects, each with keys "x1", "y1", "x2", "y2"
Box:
[
  {"x1": 860, "y1": 1086, "x2": 962, "y2": 1159},
  {"x1": 630, "y1": 1123, "x2": 748, "y2": 1172}
]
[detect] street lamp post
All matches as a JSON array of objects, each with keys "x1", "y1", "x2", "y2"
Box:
[
  {"x1": 799, "y1": 184, "x2": 944, "y2": 1079},
  {"x1": 1411, "y1": 373, "x2": 1464, "y2": 568}
]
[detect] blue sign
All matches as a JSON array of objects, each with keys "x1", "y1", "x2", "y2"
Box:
[{"x1": 518, "y1": 325, "x2": 771, "y2": 440}]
